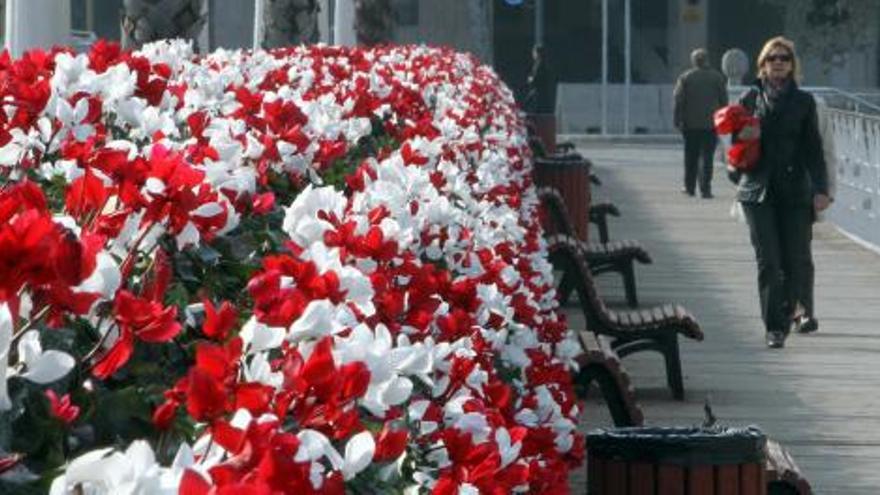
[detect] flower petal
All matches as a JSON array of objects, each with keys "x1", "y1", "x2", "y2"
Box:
[
  {"x1": 342, "y1": 430, "x2": 375, "y2": 480},
  {"x1": 20, "y1": 350, "x2": 75, "y2": 384}
]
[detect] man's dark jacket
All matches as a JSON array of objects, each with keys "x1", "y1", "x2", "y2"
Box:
[
  {"x1": 730, "y1": 79, "x2": 828, "y2": 206},
  {"x1": 673, "y1": 67, "x2": 728, "y2": 130}
]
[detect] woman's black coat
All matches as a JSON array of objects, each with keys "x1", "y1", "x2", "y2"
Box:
[{"x1": 730, "y1": 79, "x2": 829, "y2": 206}]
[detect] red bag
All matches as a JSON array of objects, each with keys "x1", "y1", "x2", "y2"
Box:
[{"x1": 714, "y1": 104, "x2": 761, "y2": 172}]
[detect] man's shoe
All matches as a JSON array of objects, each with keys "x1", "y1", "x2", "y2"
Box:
[
  {"x1": 795, "y1": 316, "x2": 819, "y2": 334},
  {"x1": 766, "y1": 330, "x2": 786, "y2": 349},
  {"x1": 681, "y1": 188, "x2": 695, "y2": 196},
  {"x1": 701, "y1": 192, "x2": 714, "y2": 199}
]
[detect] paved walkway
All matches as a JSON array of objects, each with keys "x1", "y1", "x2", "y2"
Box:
[{"x1": 568, "y1": 143, "x2": 880, "y2": 494}]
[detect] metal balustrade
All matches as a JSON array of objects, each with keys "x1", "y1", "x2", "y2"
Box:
[{"x1": 824, "y1": 107, "x2": 880, "y2": 250}]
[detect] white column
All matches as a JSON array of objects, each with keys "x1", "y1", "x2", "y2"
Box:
[
  {"x1": 333, "y1": 0, "x2": 355, "y2": 46},
  {"x1": 318, "y1": 0, "x2": 332, "y2": 44},
  {"x1": 5, "y1": 0, "x2": 71, "y2": 58},
  {"x1": 601, "y1": 0, "x2": 608, "y2": 135},
  {"x1": 624, "y1": 0, "x2": 631, "y2": 135},
  {"x1": 535, "y1": 0, "x2": 544, "y2": 47},
  {"x1": 252, "y1": 0, "x2": 263, "y2": 50}
]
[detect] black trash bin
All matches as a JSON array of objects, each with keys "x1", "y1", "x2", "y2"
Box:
[{"x1": 586, "y1": 426, "x2": 767, "y2": 494}]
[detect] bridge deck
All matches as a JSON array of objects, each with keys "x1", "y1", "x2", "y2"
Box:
[{"x1": 567, "y1": 143, "x2": 880, "y2": 494}]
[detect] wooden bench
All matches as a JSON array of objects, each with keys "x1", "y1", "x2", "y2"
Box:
[
  {"x1": 765, "y1": 439, "x2": 813, "y2": 494},
  {"x1": 574, "y1": 330, "x2": 645, "y2": 427},
  {"x1": 547, "y1": 234, "x2": 704, "y2": 400},
  {"x1": 538, "y1": 187, "x2": 649, "y2": 307}
]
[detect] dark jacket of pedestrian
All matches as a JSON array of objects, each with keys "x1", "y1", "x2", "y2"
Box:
[
  {"x1": 673, "y1": 60, "x2": 728, "y2": 130},
  {"x1": 730, "y1": 79, "x2": 828, "y2": 205},
  {"x1": 525, "y1": 46, "x2": 556, "y2": 114}
]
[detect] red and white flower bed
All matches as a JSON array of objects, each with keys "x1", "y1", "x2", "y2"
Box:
[{"x1": 0, "y1": 40, "x2": 582, "y2": 494}]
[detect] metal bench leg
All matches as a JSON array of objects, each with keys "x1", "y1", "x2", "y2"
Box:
[
  {"x1": 557, "y1": 271, "x2": 575, "y2": 305},
  {"x1": 663, "y1": 336, "x2": 685, "y2": 400},
  {"x1": 594, "y1": 216, "x2": 610, "y2": 244},
  {"x1": 620, "y1": 261, "x2": 638, "y2": 308}
]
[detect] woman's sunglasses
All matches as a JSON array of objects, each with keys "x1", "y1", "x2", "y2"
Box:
[{"x1": 765, "y1": 54, "x2": 792, "y2": 63}]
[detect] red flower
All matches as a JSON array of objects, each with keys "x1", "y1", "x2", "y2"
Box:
[
  {"x1": 373, "y1": 423, "x2": 408, "y2": 462},
  {"x1": 187, "y1": 367, "x2": 228, "y2": 421},
  {"x1": 113, "y1": 290, "x2": 181, "y2": 343},
  {"x1": 92, "y1": 290, "x2": 181, "y2": 378},
  {"x1": 45, "y1": 390, "x2": 79, "y2": 425},
  {"x1": 92, "y1": 328, "x2": 134, "y2": 379},
  {"x1": 141, "y1": 248, "x2": 172, "y2": 302},
  {"x1": 251, "y1": 192, "x2": 275, "y2": 215},
  {"x1": 152, "y1": 398, "x2": 179, "y2": 430},
  {"x1": 202, "y1": 298, "x2": 237, "y2": 341}
]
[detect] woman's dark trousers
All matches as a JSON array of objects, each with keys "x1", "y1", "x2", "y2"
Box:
[
  {"x1": 683, "y1": 129, "x2": 718, "y2": 196},
  {"x1": 742, "y1": 201, "x2": 814, "y2": 332}
]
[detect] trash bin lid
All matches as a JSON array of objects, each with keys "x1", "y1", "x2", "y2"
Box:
[{"x1": 586, "y1": 426, "x2": 766, "y2": 465}]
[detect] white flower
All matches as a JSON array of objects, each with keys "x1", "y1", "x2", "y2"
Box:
[
  {"x1": 495, "y1": 428, "x2": 522, "y2": 469},
  {"x1": 282, "y1": 185, "x2": 347, "y2": 246},
  {"x1": 0, "y1": 304, "x2": 75, "y2": 411},
  {"x1": 333, "y1": 324, "x2": 422, "y2": 417},
  {"x1": 0, "y1": 128, "x2": 44, "y2": 168},
  {"x1": 175, "y1": 222, "x2": 200, "y2": 250},
  {"x1": 240, "y1": 317, "x2": 285, "y2": 353},
  {"x1": 74, "y1": 252, "x2": 121, "y2": 300},
  {"x1": 288, "y1": 300, "x2": 346, "y2": 342},
  {"x1": 54, "y1": 97, "x2": 95, "y2": 142},
  {"x1": 342, "y1": 431, "x2": 375, "y2": 480},
  {"x1": 49, "y1": 440, "x2": 191, "y2": 495},
  {"x1": 0, "y1": 304, "x2": 12, "y2": 410},
  {"x1": 15, "y1": 331, "x2": 76, "y2": 384}
]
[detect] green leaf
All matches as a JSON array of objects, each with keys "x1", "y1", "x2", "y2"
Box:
[{"x1": 90, "y1": 386, "x2": 155, "y2": 446}]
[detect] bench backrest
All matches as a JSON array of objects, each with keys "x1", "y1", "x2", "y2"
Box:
[
  {"x1": 537, "y1": 186, "x2": 576, "y2": 238},
  {"x1": 547, "y1": 234, "x2": 614, "y2": 330}
]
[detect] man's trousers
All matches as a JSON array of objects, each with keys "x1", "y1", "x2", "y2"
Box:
[{"x1": 683, "y1": 129, "x2": 718, "y2": 196}]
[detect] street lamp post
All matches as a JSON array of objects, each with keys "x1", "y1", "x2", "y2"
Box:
[
  {"x1": 601, "y1": 0, "x2": 608, "y2": 135},
  {"x1": 624, "y1": 0, "x2": 631, "y2": 136}
]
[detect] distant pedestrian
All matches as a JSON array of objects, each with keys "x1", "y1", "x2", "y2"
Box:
[
  {"x1": 728, "y1": 36, "x2": 830, "y2": 348},
  {"x1": 674, "y1": 48, "x2": 728, "y2": 198},
  {"x1": 524, "y1": 45, "x2": 556, "y2": 115}
]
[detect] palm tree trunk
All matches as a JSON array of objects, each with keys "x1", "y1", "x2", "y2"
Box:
[
  {"x1": 261, "y1": 0, "x2": 320, "y2": 48},
  {"x1": 354, "y1": 0, "x2": 393, "y2": 46},
  {"x1": 121, "y1": 0, "x2": 206, "y2": 50}
]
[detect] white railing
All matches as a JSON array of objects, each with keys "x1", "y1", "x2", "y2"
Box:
[{"x1": 824, "y1": 107, "x2": 880, "y2": 250}]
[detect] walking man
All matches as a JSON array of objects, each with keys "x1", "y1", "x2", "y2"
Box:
[{"x1": 674, "y1": 48, "x2": 728, "y2": 198}]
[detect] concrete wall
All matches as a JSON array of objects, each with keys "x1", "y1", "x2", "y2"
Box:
[{"x1": 557, "y1": 83, "x2": 677, "y2": 134}]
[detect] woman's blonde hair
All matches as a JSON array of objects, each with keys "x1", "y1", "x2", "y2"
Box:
[{"x1": 757, "y1": 36, "x2": 801, "y2": 82}]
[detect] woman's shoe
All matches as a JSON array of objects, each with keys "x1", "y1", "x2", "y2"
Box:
[
  {"x1": 766, "y1": 330, "x2": 786, "y2": 348},
  {"x1": 795, "y1": 316, "x2": 818, "y2": 334}
]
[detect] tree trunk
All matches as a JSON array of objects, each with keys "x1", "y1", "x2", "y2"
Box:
[
  {"x1": 121, "y1": 0, "x2": 206, "y2": 50},
  {"x1": 261, "y1": 0, "x2": 320, "y2": 49},
  {"x1": 354, "y1": 0, "x2": 393, "y2": 46}
]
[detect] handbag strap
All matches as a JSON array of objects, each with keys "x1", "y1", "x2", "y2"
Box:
[{"x1": 741, "y1": 88, "x2": 760, "y2": 113}]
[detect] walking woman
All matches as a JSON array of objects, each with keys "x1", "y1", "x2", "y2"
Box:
[{"x1": 729, "y1": 36, "x2": 830, "y2": 348}]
